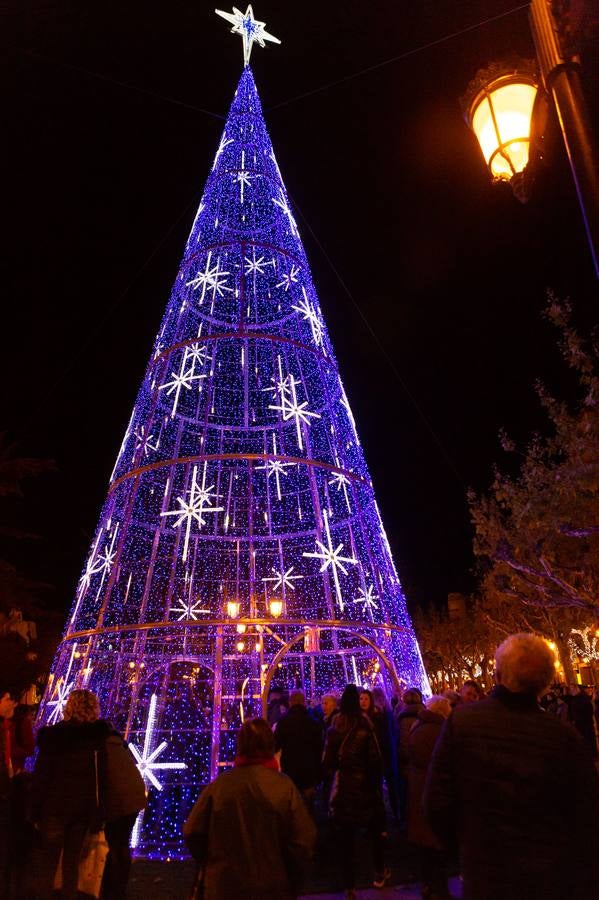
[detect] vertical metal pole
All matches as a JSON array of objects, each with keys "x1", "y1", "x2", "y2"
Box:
[
  {"x1": 530, "y1": 0, "x2": 599, "y2": 278},
  {"x1": 210, "y1": 626, "x2": 224, "y2": 782}
]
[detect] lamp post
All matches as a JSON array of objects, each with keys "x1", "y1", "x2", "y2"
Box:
[{"x1": 463, "y1": 0, "x2": 599, "y2": 278}]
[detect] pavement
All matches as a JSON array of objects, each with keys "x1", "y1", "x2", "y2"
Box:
[{"x1": 128, "y1": 859, "x2": 463, "y2": 899}]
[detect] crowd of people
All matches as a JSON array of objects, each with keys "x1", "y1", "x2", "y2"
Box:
[{"x1": 0, "y1": 633, "x2": 598, "y2": 899}]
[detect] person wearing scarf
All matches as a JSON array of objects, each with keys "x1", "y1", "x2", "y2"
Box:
[{"x1": 184, "y1": 717, "x2": 316, "y2": 900}]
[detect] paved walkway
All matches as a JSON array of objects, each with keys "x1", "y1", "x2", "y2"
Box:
[{"x1": 128, "y1": 859, "x2": 462, "y2": 899}]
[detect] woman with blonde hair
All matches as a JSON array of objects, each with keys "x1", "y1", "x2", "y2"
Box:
[{"x1": 30, "y1": 689, "x2": 145, "y2": 899}]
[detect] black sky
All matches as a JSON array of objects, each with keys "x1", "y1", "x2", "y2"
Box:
[{"x1": 3, "y1": 1, "x2": 598, "y2": 619}]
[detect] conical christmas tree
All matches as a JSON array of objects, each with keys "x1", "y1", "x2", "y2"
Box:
[{"x1": 40, "y1": 47, "x2": 429, "y2": 856}]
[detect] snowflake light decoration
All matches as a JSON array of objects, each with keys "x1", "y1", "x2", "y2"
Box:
[
  {"x1": 158, "y1": 348, "x2": 207, "y2": 418},
  {"x1": 262, "y1": 565, "x2": 303, "y2": 593},
  {"x1": 186, "y1": 251, "x2": 234, "y2": 304},
  {"x1": 255, "y1": 434, "x2": 294, "y2": 500},
  {"x1": 276, "y1": 264, "x2": 300, "y2": 291},
  {"x1": 353, "y1": 585, "x2": 379, "y2": 618},
  {"x1": 272, "y1": 189, "x2": 299, "y2": 236},
  {"x1": 328, "y1": 468, "x2": 352, "y2": 513},
  {"x1": 47, "y1": 644, "x2": 79, "y2": 724},
  {"x1": 268, "y1": 360, "x2": 320, "y2": 450},
  {"x1": 169, "y1": 598, "x2": 212, "y2": 621},
  {"x1": 292, "y1": 288, "x2": 323, "y2": 347},
  {"x1": 303, "y1": 509, "x2": 357, "y2": 611},
  {"x1": 161, "y1": 463, "x2": 224, "y2": 562}
]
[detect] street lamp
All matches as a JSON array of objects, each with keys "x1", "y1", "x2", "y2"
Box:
[
  {"x1": 462, "y1": 0, "x2": 599, "y2": 277},
  {"x1": 463, "y1": 61, "x2": 540, "y2": 202}
]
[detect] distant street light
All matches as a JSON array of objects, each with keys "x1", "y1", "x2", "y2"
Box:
[{"x1": 462, "y1": 0, "x2": 599, "y2": 278}]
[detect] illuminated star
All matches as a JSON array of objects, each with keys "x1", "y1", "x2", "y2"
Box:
[
  {"x1": 261, "y1": 355, "x2": 299, "y2": 399},
  {"x1": 212, "y1": 135, "x2": 233, "y2": 171},
  {"x1": 255, "y1": 434, "x2": 294, "y2": 500},
  {"x1": 303, "y1": 509, "x2": 357, "y2": 611},
  {"x1": 269, "y1": 369, "x2": 320, "y2": 451},
  {"x1": 272, "y1": 189, "x2": 299, "y2": 236},
  {"x1": 235, "y1": 150, "x2": 252, "y2": 203},
  {"x1": 353, "y1": 585, "x2": 379, "y2": 618},
  {"x1": 46, "y1": 644, "x2": 79, "y2": 724},
  {"x1": 292, "y1": 288, "x2": 323, "y2": 347},
  {"x1": 185, "y1": 250, "x2": 234, "y2": 304},
  {"x1": 244, "y1": 251, "x2": 274, "y2": 276},
  {"x1": 161, "y1": 463, "x2": 224, "y2": 562},
  {"x1": 110, "y1": 410, "x2": 135, "y2": 482},
  {"x1": 262, "y1": 566, "x2": 303, "y2": 592},
  {"x1": 215, "y1": 5, "x2": 281, "y2": 66},
  {"x1": 129, "y1": 693, "x2": 187, "y2": 848},
  {"x1": 134, "y1": 425, "x2": 159, "y2": 458},
  {"x1": 276, "y1": 264, "x2": 300, "y2": 291},
  {"x1": 158, "y1": 348, "x2": 207, "y2": 418},
  {"x1": 328, "y1": 468, "x2": 352, "y2": 513},
  {"x1": 170, "y1": 598, "x2": 211, "y2": 621}
]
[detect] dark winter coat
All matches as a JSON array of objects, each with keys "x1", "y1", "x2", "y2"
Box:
[
  {"x1": 372, "y1": 708, "x2": 396, "y2": 774},
  {"x1": 395, "y1": 702, "x2": 424, "y2": 773},
  {"x1": 183, "y1": 764, "x2": 316, "y2": 900},
  {"x1": 424, "y1": 685, "x2": 599, "y2": 900},
  {"x1": 569, "y1": 691, "x2": 598, "y2": 756},
  {"x1": 274, "y1": 704, "x2": 323, "y2": 791},
  {"x1": 32, "y1": 719, "x2": 146, "y2": 827},
  {"x1": 406, "y1": 709, "x2": 445, "y2": 849},
  {"x1": 0, "y1": 718, "x2": 10, "y2": 804},
  {"x1": 323, "y1": 713, "x2": 383, "y2": 827}
]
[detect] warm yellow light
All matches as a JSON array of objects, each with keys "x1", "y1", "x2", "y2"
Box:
[
  {"x1": 129, "y1": 661, "x2": 136, "y2": 669},
  {"x1": 269, "y1": 599, "x2": 283, "y2": 618},
  {"x1": 468, "y1": 74, "x2": 537, "y2": 183},
  {"x1": 236, "y1": 640, "x2": 245, "y2": 652},
  {"x1": 254, "y1": 641, "x2": 262, "y2": 652},
  {"x1": 547, "y1": 640, "x2": 557, "y2": 651},
  {"x1": 227, "y1": 600, "x2": 240, "y2": 619}
]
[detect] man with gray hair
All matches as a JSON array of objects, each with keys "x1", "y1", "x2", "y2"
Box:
[{"x1": 424, "y1": 633, "x2": 599, "y2": 900}]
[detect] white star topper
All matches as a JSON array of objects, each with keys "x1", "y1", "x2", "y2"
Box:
[{"x1": 215, "y1": 5, "x2": 281, "y2": 65}]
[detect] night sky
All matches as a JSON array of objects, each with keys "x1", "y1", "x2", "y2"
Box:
[{"x1": 4, "y1": 1, "x2": 598, "y2": 619}]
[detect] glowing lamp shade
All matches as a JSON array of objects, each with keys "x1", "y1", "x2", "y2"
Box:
[
  {"x1": 226, "y1": 600, "x2": 240, "y2": 619},
  {"x1": 269, "y1": 599, "x2": 283, "y2": 618},
  {"x1": 468, "y1": 75, "x2": 537, "y2": 182}
]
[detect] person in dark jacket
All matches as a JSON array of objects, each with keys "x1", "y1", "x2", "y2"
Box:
[
  {"x1": 323, "y1": 684, "x2": 387, "y2": 897},
  {"x1": 372, "y1": 686, "x2": 400, "y2": 821},
  {"x1": 569, "y1": 684, "x2": 598, "y2": 757},
  {"x1": 30, "y1": 688, "x2": 145, "y2": 900},
  {"x1": 183, "y1": 717, "x2": 316, "y2": 900},
  {"x1": 407, "y1": 696, "x2": 452, "y2": 900},
  {"x1": 424, "y1": 633, "x2": 599, "y2": 900},
  {"x1": 274, "y1": 689, "x2": 323, "y2": 808},
  {"x1": 394, "y1": 687, "x2": 424, "y2": 825},
  {"x1": 0, "y1": 689, "x2": 16, "y2": 900}
]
